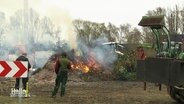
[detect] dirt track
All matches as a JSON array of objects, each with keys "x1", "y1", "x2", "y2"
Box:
[{"x1": 0, "y1": 80, "x2": 177, "y2": 104}]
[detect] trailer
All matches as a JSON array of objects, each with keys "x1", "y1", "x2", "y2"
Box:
[{"x1": 137, "y1": 15, "x2": 184, "y2": 103}]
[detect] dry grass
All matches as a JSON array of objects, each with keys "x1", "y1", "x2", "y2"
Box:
[{"x1": 0, "y1": 81, "x2": 178, "y2": 104}]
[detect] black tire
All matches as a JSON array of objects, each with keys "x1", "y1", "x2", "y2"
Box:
[{"x1": 167, "y1": 86, "x2": 184, "y2": 103}]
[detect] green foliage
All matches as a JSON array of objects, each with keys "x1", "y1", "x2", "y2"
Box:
[
  {"x1": 118, "y1": 68, "x2": 136, "y2": 81},
  {"x1": 113, "y1": 49, "x2": 137, "y2": 81}
]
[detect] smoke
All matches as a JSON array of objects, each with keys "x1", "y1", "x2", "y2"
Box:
[
  {"x1": 93, "y1": 37, "x2": 117, "y2": 68},
  {"x1": 77, "y1": 36, "x2": 117, "y2": 70},
  {"x1": 50, "y1": 9, "x2": 76, "y2": 49},
  {"x1": 36, "y1": 0, "x2": 77, "y2": 48},
  {"x1": 0, "y1": 0, "x2": 117, "y2": 71},
  {"x1": 0, "y1": 11, "x2": 75, "y2": 70},
  {"x1": 0, "y1": 0, "x2": 80, "y2": 69}
]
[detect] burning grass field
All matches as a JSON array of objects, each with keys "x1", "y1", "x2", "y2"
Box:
[{"x1": 0, "y1": 80, "x2": 177, "y2": 104}]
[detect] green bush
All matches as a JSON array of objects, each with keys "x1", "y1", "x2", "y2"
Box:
[
  {"x1": 113, "y1": 49, "x2": 137, "y2": 81},
  {"x1": 116, "y1": 68, "x2": 136, "y2": 81}
]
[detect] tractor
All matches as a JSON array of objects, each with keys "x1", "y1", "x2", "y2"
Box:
[{"x1": 137, "y1": 15, "x2": 184, "y2": 103}]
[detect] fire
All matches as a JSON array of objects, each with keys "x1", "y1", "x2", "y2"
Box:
[
  {"x1": 70, "y1": 56, "x2": 100, "y2": 73},
  {"x1": 82, "y1": 65, "x2": 90, "y2": 73},
  {"x1": 71, "y1": 62, "x2": 90, "y2": 73},
  {"x1": 70, "y1": 49, "x2": 101, "y2": 73}
]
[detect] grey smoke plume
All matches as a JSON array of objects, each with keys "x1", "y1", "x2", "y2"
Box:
[
  {"x1": 0, "y1": 9, "x2": 70, "y2": 69},
  {"x1": 0, "y1": 3, "x2": 118, "y2": 72},
  {"x1": 77, "y1": 36, "x2": 117, "y2": 69},
  {"x1": 0, "y1": 0, "x2": 76, "y2": 70}
]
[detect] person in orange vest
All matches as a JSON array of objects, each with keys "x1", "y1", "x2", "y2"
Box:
[
  {"x1": 15, "y1": 52, "x2": 31, "y2": 90},
  {"x1": 52, "y1": 52, "x2": 71, "y2": 97}
]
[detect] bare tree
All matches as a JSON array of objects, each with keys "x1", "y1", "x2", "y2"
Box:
[
  {"x1": 0, "y1": 12, "x2": 8, "y2": 46},
  {"x1": 178, "y1": 7, "x2": 184, "y2": 34},
  {"x1": 166, "y1": 5, "x2": 180, "y2": 34},
  {"x1": 146, "y1": 7, "x2": 166, "y2": 16},
  {"x1": 106, "y1": 23, "x2": 119, "y2": 42},
  {"x1": 0, "y1": 12, "x2": 7, "y2": 36},
  {"x1": 126, "y1": 28, "x2": 142, "y2": 44},
  {"x1": 119, "y1": 23, "x2": 132, "y2": 43}
]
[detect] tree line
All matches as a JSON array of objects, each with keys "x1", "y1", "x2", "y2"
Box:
[
  {"x1": 74, "y1": 6, "x2": 184, "y2": 46},
  {"x1": 0, "y1": 5, "x2": 184, "y2": 49}
]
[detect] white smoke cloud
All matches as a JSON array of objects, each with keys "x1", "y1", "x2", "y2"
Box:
[
  {"x1": 0, "y1": 0, "x2": 76, "y2": 69},
  {"x1": 77, "y1": 36, "x2": 117, "y2": 70}
]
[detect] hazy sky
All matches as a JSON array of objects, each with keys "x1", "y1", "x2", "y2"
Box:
[{"x1": 0, "y1": 0, "x2": 184, "y2": 27}]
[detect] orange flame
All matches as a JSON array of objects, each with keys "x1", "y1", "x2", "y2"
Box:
[
  {"x1": 82, "y1": 65, "x2": 90, "y2": 73},
  {"x1": 71, "y1": 62, "x2": 90, "y2": 73},
  {"x1": 70, "y1": 51, "x2": 101, "y2": 73}
]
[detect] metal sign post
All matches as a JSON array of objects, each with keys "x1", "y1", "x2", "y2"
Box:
[{"x1": 18, "y1": 78, "x2": 23, "y2": 104}]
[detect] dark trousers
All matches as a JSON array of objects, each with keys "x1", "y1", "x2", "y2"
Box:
[
  {"x1": 15, "y1": 78, "x2": 29, "y2": 90},
  {"x1": 52, "y1": 70, "x2": 68, "y2": 96}
]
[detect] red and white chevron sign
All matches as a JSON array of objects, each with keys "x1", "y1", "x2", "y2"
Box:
[{"x1": 0, "y1": 61, "x2": 28, "y2": 78}]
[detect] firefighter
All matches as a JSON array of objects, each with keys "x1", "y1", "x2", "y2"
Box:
[
  {"x1": 52, "y1": 52, "x2": 71, "y2": 97},
  {"x1": 15, "y1": 52, "x2": 31, "y2": 90}
]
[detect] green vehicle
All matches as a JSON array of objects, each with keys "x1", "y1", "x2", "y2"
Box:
[{"x1": 137, "y1": 16, "x2": 184, "y2": 103}]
